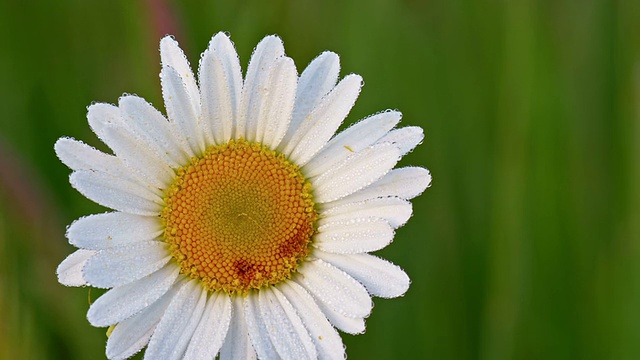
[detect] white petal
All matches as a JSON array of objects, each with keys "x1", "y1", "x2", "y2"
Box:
[
  {"x1": 87, "y1": 104, "x2": 172, "y2": 188},
  {"x1": 57, "y1": 249, "x2": 95, "y2": 287},
  {"x1": 55, "y1": 137, "x2": 95, "y2": 171},
  {"x1": 329, "y1": 167, "x2": 432, "y2": 206},
  {"x1": 100, "y1": 125, "x2": 174, "y2": 191},
  {"x1": 106, "y1": 281, "x2": 181, "y2": 360},
  {"x1": 54, "y1": 138, "x2": 135, "y2": 183},
  {"x1": 289, "y1": 51, "x2": 340, "y2": 137},
  {"x1": 282, "y1": 74, "x2": 363, "y2": 166},
  {"x1": 244, "y1": 292, "x2": 278, "y2": 359},
  {"x1": 257, "y1": 57, "x2": 298, "y2": 149},
  {"x1": 184, "y1": 293, "x2": 232, "y2": 360},
  {"x1": 220, "y1": 297, "x2": 257, "y2": 360},
  {"x1": 313, "y1": 218, "x2": 394, "y2": 254},
  {"x1": 83, "y1": 241, "x2": 171, "y2": 288},
  {"x1": 377, "y1": 126, "x2": 424, "y2": 156},
  {"x1": 259, "y1": 288, "x2": 316, "y2": 360},
  {"x1": 321, "y1": 197, "x2": 413, "y2": 229},
  {"x1": 56, "y1": 138, "x2": 165, "y2": 208},
  {"x1": 199, "y1": 32, "x2": 243, "y2": 145},
  {"x1": 237, "y1": 35, "x2": 285, "y2": 141},
  {"x1": 278, "y1": 281, "x2": 345, "y2": 360},
  {"x1": 293, "y1": 284, "x2": 365, "y2": 335},
  {"x1": 303, "y1": 110, "x2": 401, "y2": 178},
  {"x1": 160, "y1": 36, "x2": 200, "y2": 116},
  {"x1": 118, "y1": 95, "x2": 192, "y2": 166},
  {"x1": 70, "y1": 170, "x2": 163, "y2": 216},
  {"x1": 316, "y1": 252, "x2": 411, "y2": 299},
  {"x1": 87, "y1": 103, "x2": 123, "y2": 140},
  {"x1": 87, "y1": 103, "x2": 174, "y2": 191},
  {"x1": 315, "y1": 302, "x2": 365, "y2": 335},
  {"x1": 296, "y1": 259, "x2": 372, "y2": 319},
  {"x1": 145, "y1": 280, "x2": 208, "y2": 360},
  {"x1": 161, "y1": 65, "x2": 205, "y2": 156},
  {"x1": 312, "y1": 143, "x2": 401, "y2": 203},
  {"x1": 68, "y1": 212, "x2": 163, "y2": 250},
  {"x1": 87, "y1": 264, "x2": 180, "y2": 327}
]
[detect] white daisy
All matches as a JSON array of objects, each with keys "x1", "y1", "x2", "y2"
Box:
[{"x1": 55, "y1": 32, "x2": 431, "y2": 360}]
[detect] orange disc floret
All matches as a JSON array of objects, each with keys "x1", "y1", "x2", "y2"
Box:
[{"x1": 161, "y1": 139, "x2": 317, "y2": 294}]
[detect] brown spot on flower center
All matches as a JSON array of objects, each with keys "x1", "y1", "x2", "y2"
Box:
[{"x1": 161, "y1": 139, "x2": 317, "y2": 294}]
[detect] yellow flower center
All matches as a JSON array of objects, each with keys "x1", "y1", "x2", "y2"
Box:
[{"x1": 161, "y1": 139, "x2": 317, "y2": 294}]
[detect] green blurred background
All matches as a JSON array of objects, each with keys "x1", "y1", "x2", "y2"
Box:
[{"x1": 0, "y1": 0, "x2": 639, "y2": 359}]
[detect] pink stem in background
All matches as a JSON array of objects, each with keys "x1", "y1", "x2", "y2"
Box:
[
  {"x1": 144, "y1": 0, "x2": 188, "y2": 102},
  {"x1": 0, "y1": 136, "x2": 67, "y2": 294},
  {"x1": 145, "y1": 0, "x2": 182, "y2": 41},
  {"x1": 0, "y1": 138, "x2": 61, "y2": 246}
]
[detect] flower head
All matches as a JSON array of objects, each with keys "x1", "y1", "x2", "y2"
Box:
[{"x1": 56, "y1": 32, "x2": 431, "y2": 359}]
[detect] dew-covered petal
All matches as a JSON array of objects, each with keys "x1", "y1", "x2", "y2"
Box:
[
  {"x1": 87, "y1": 264, "x2": 179, "y2": 327},
  {"x1": 289, "y1": 51, "x2": 340, "y2": 137},
  {"x1": 244, "y1": 292, "x2": 278, "y2": 359},
  {"x1": 321, "y1": 197, "x2": 413, "y2": 229},
  {"x1": 67, "y1": 212, "x2": 163, "y2": 250},
  {"x1": 83, "y1": 241, "x2": 171, "y2": 288},
  {"x1": 329, "y1": 167, "x2": 432, "y2": 206},
  {"x1": 376, "y1": 126, "x2": 424, "y2": 156},
  {"x1": 278, "y1": 281, "x2": 346, "y2": 360},
  {"x1": 259, "y1": 287, "x2": 316, "y2": 360},
  {"x1": 303, "y1": 110, "x2": 401, "y2": 178},
  {"x1": 160, "y1": 36, "x2": 200, "y2": 117},
  {"x1": 69, "y1": 170, "x2": 163, "y2": 216},
  {"x1": 237, "y1": 35, "x2": 285, "y2": 142},
  {"x1": 87, "y1": 104, "x2": 172, "y2": 190},
  {"x1": 313, "y1": 218, "x2": 394, "y2": 254},
  {"x1": 145, "y1": 280, "x2": 208, "y2": 360},
  {"x1": 99, "y1": 126, "x2": 174, "y2": 191},
  {"x1": 312, "y1": 143, "x2": 401, "y2": 203},
  {"x1": 184, "y1": 292, "x2": 232, "y2": 360},
  {"x1": 118, "y1": 95, "x2": 192, "y2": 166},
  {"x1": 54, "y1": 138, "x2": 135, "y2": 184},
  {"x1": 106, "y1": 281, "x2": 181, "y2": 360},
  {"x1": 318, "y1": 305, "x2": 365, "y2": 335},
  {"x1": 257, "y1": 57, "x2": 298, "y2": 150},
  {"x1": 220, "y1": 297, "x2": 257, "y2": 360},
  {"x1": 296, "y1": 259, "x2": 372, "y2": 319},
  {"x1": 316, "y1": 252, "x2": 410, "y2": 299},
  {"x1": 57, "y1": 249, "x2": 95, "y2": 287},
  {"x1": 295, "y1": 284, "x2": 365, "y2": 335},
  {"x1": 199, "y1": 32, "x2": 243, "y2": 145},
  {"x1": 87, "y1": 103, "x2": 123, "y2": 139},
  {"x1": 161, "y1": 65, "x2": 205, "y2": 156},
  {"x1": 87, "y1": 103, "x2": 174, "y2": 191},
  {"x1": 282, "y1": 74, "x2": 362, "y2": 166}
]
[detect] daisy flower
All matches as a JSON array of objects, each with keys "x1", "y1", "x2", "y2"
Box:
[{"x1": 55, "y1": 32, "x2": 431, "y2": 359}]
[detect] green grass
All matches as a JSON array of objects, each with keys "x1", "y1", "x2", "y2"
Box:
[{"x1": 0, "y1": 0, "x2": 638, "y2": 359}]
